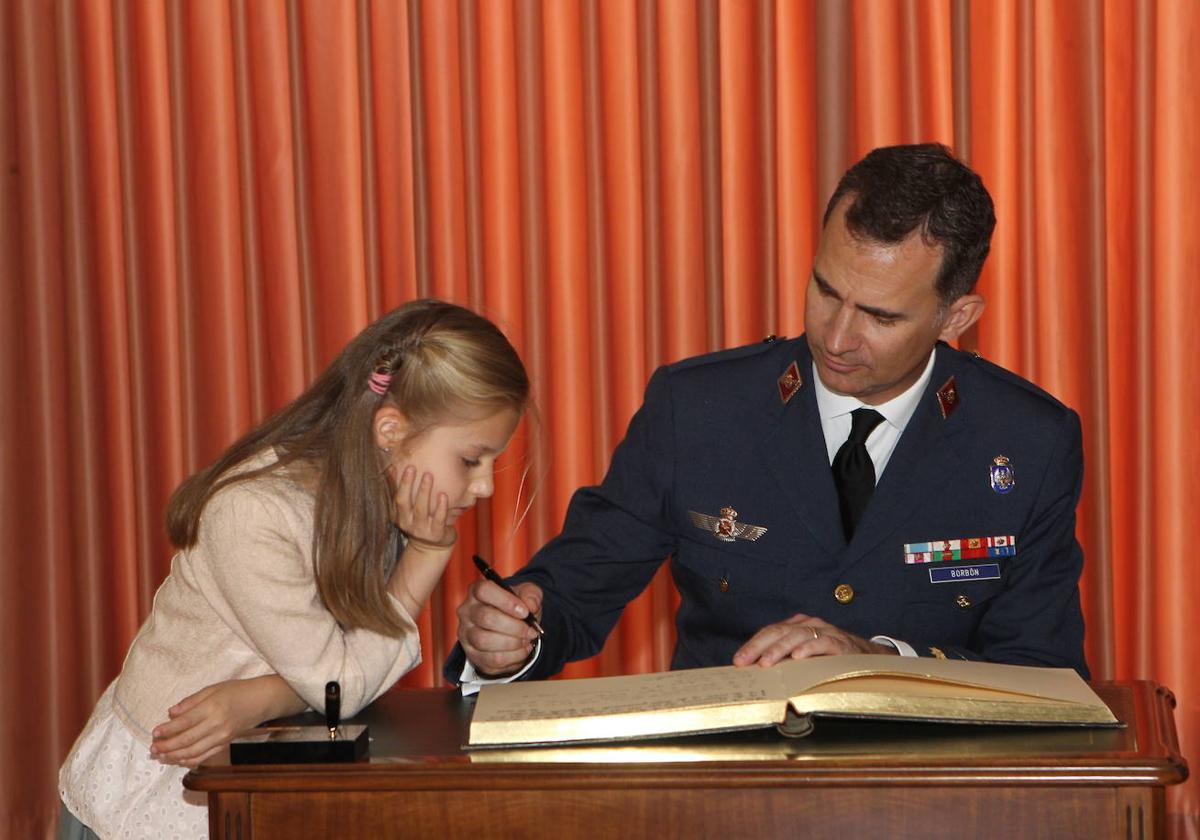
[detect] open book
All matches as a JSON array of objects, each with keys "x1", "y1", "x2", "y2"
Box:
[{"x1": 467, "y1": 654, "x2": 1119, "y2": 748}]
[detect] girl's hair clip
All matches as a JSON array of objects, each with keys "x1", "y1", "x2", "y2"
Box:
[{"x1": 368, "y1": 368, "x2": 393, "y2": 396}]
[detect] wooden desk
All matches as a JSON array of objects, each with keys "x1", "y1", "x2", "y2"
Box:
[{"x1": 186, "y1": 680, "x2": 1186, "y2": 840}]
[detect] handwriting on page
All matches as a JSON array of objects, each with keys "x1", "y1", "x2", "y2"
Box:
[{"x1": 480, "y1": 667, "x2": 781, "y2": 722}]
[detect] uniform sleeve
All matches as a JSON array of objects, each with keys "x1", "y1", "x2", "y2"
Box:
[
  {"x1": 445, "y1": 366, "x2": 681, "y2": 684},
  {"x1": 199, "y1": 484, "x2": 421, "y2": 715},
  {"x1": 912, "y1": 409, "x2": 1089, "y2": 677}
]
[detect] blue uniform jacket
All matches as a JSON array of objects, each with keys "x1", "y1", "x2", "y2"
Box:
[{"x1": 446, "y1": 337, "x2": 1089, "y2": 682}]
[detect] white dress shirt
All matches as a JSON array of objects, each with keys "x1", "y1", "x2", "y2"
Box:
[{"x1": 812, "y1": 346, "x2": 937, "y2": 480}]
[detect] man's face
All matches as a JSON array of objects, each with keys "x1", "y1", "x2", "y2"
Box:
[{"x1": 804, "y1": 199, "x2": 983, "y2": 405}]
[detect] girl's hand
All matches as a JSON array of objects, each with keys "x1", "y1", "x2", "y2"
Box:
[
  {"x1": 392, "y1": 465, "x2": 456, "y2": 551},
  {"x1": 387, "y1": 466, "x2": 460, "y2": 618},
  {"x1": 150, "y1": 675, "x2": 304, "y2": 767}
]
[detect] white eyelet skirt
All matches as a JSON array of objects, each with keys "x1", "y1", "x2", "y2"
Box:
[{"x1": 58, "y1": 681, "x2": 209, "y2": 840}]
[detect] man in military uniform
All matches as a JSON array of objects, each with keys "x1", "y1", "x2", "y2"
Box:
[{"x1": 447, "y1": 143, "x2": 1088, "y2": 689}]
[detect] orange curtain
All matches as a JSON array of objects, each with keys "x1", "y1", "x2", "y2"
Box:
[{"x1": 3, "y1": 1, "x2": 1197, "y2": 836}]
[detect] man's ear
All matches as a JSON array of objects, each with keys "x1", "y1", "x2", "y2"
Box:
[
  {"x1": 373, "y1": 405, "x2": 409, "y2": 451},
  {"x1": 937, "y1": 294, "x2": 985, "y2": 343}
]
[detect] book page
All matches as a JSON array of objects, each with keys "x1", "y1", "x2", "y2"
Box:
[
  {"x1": 473, "y1": 663, "x2": 786, "y2": 723},
  {"x1": 780, "y1": 655, "x2": 1110, "y2": 712}
]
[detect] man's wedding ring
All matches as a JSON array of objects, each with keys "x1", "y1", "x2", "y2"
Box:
[{"x1": 809, "y1": 626, "x2": 820, "y2": 641}]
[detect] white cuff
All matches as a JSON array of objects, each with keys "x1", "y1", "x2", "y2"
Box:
[
  {"x1": 458, "y1": 638, "x2": 542, "y2": 697},
  {"x1": 870, "y1": 635, "x2": 918, "y2": 657}
]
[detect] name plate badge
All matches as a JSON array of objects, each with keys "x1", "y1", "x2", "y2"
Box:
[{"x1": 929, "y1": 563, "x2": 1000, "y2": 584}]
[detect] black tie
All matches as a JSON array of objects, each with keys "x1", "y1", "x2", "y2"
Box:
[{"x1": 832, "y1": 408, "x2": 885, "y2": 541}]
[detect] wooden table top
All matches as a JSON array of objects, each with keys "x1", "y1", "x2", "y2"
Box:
[{"x1": 186, "y1": 680, "x2": 1188, "y2": 793}]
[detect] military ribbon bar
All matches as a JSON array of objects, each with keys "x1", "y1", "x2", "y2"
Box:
[{"x1": 903, "y1": 535, "x2": 1016, "y2": 565}]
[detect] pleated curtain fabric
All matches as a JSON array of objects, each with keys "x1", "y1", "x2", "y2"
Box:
[{"x1": 2, "y1": 2, "x2": 1198, "y2": 836}]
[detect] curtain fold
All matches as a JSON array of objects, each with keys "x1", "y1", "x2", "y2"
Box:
[{"x1": 3, "y1": 1, "x2": 1197, "y2": 835}]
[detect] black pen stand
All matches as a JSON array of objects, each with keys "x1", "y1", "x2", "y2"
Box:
[{"x1": 230, "y1": 724, "x2": 369, "y2": 765}]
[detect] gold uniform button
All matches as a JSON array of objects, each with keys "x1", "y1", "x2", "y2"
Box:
[
  {"x1": 833, "y1": 583, "x2": 855, "y2": 604},
  {"x1": 955, "y1": 593, "x2": 972, "y2": 609},
  {"x1": 762, "y1": 334, "x2": 777, "y2": 343},
  {"x1": 718, "y1": 577, "x2": 730, "y2": 593}
]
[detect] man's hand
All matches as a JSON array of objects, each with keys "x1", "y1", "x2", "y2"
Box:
[
  {"x1": 733, "y1": 613, "x2": 898, "y2": 667},
  {"x1": 150, "y1": 675, "x2": 304, "y2": 767},
  {"x1": 456, "y1": 579, "x2": 544, "y2": 677}
]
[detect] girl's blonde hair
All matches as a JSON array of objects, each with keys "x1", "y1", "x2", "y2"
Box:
[{"x1": 166, "y1": 299, "x2": 529, "y2": 635}]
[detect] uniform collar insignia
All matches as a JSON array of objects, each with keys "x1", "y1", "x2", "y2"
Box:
[
  {"x1": 777, "y1": 360, "x2": 802, "y2": 404},
  {"x1": 935, "y1": 375, "x2": 960, "y2": 419}
]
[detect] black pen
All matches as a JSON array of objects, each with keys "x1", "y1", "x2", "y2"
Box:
[
  {"x1": 325, "y1": 681, "x2": 340, "y2": 740},
  {"x1": 472, "y1": 554, "x2": 545, "y2": 637}
]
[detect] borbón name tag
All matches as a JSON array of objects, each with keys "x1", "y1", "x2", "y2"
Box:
[{"x1": 929, "y1": 563, "x2": 1000, "y2": 584}]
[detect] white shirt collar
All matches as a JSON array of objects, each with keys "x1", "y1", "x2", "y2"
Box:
[{"x1": 813, "y1": 346, "x2": 938, "y2": 433}]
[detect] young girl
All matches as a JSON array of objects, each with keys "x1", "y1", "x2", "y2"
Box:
[{"x1": 57, "y1": 299, "x2": 529, "y2": 839}]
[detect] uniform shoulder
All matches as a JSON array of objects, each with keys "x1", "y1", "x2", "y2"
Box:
[
  {"x1": 951, "y1": 345, "x2": 1073, "y2": 415},
  {"x1": 665, "y1": 335, "x2": 797, "y2": 375}
]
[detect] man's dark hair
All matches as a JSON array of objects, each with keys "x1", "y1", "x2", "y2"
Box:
[{"x1": 823, "y1": 143, "x2": 996, "y2": 303}]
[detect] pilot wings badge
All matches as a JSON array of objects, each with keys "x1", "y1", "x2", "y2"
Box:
[{"x1": 688, "y1": 507, "x2": 767, "y2": 543}]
